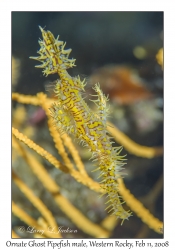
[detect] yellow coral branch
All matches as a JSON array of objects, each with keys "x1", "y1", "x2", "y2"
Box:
[
  {"x1": 12, "y1": 127, "x2": 69, "y2": 173},
  {"x1": 12, "y1": 92, "x2": 53, "y2": 106},
  {"x1": 53, "y1": 194, "x2": 109, "y2": 238},
  {"x1": 100, "y1": 215, "x2": 119, "y2": 232},
  {"x1": 118, "y1": 178, "x2": 163, "y2": 234},
  {"x1": 107, "y1": 122, "x2": 163, "y2": 158},
  {"x1": 61, "y1": 133, "x2": 88, "y2": 176},
  {"x1": 12, "y1": 201, "x2": 59, "y2": 238},
  {"x1": 12, "y1": 171, "x2": 61, "y2": 238}
]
